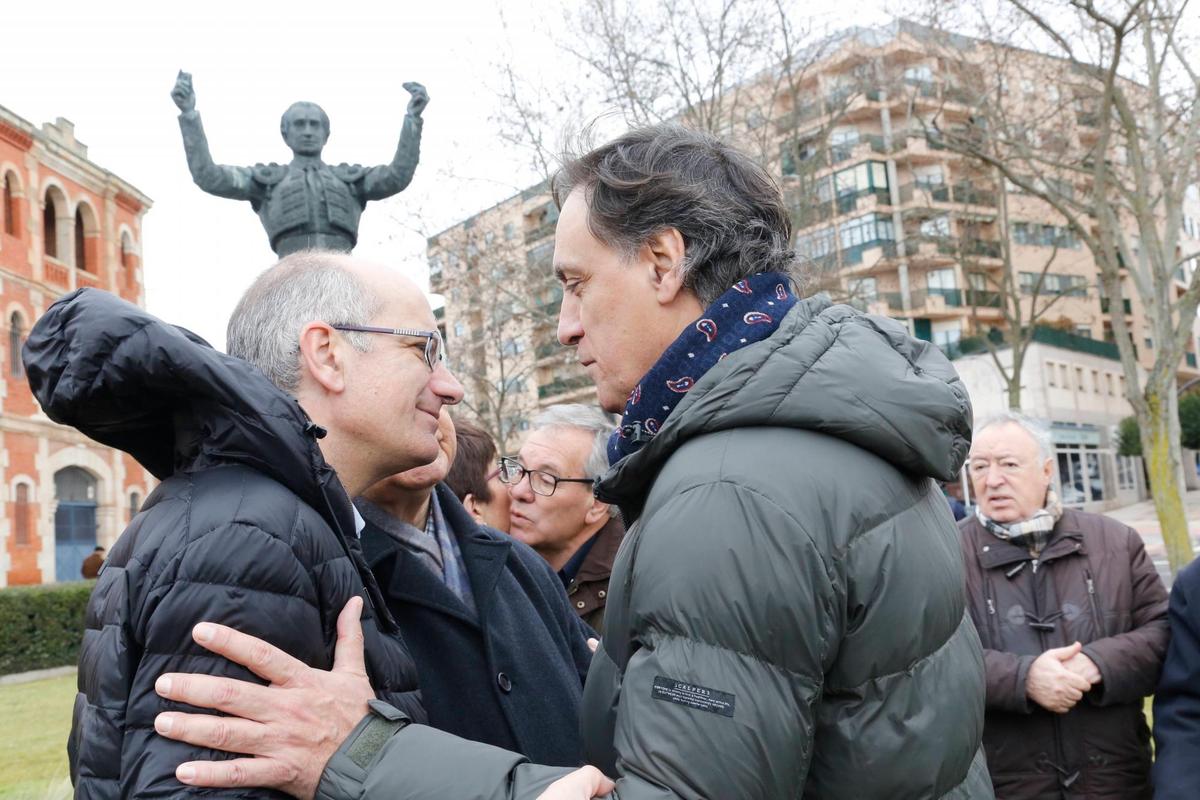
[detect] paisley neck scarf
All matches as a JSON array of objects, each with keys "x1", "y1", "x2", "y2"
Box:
[{"x1": 607, "y1": 272, "x2": 797, "y2": 465}]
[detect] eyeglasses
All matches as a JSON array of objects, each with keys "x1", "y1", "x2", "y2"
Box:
[
  {"x1": 330, "y1": 324, "x2": 444, "y2": 371},
  {"x1": 497, "y1": 456, "x2": 594, "y2": 497}
]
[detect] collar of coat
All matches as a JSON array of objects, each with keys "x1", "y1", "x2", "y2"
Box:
[
  {"x1": 968, "y1": 510, "x2": 1088, "y2": 572},
  {"x1": 573, "y1": 516, "x2": 626, "y2": 584}
]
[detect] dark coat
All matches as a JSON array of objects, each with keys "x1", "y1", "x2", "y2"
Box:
[
  {"x1": 565, "y1": 516, "x2": 624, "y2": 634},
  {"x1": 315, "y1": 297, "x2": 996, "y2": 799},
  {"x1": 80, "y1": 551, "x2": 104, "y2": 579},
  {"x1": 23, "y1": 288, "x2": 423, "y2": 799},
  {"x1": 959, "y1": 510, "x2": 1169, "y2": 799},
  {"x1": 361, "y1": 483, "x2": 594, "y2": 767},
  {"x1": 1153, "y1": 556, "x2": 1200, "y2": 799}
]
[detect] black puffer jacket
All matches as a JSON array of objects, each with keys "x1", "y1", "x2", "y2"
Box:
[{"x1": 23, "y1": 288, "x2": 423, "y2": 799}]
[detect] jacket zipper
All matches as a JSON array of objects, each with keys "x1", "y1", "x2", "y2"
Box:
[
  {"x1": 1030, "y1": 556, "x2": 1076, "y2": 792},
  {"x1": 1085, "y1": 568, "x2": 1105, "y2": 639}
]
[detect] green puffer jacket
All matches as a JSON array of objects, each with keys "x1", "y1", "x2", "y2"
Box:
[{"x1": 317, "y1": 297, "x2": 995, "y2": 799}]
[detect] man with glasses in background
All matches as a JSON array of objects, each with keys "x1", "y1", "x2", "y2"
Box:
[{"x1": 502, "y1": 405, "x2": 625, "y2": 634}]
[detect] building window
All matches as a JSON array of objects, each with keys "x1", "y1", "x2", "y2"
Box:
[
  {"x1": 2, "y1": 173, "x2": 15, "y2": 236},
  {"x1": 14, "y1": 483, "x2": 31, "y2": 545},
  {"x1": 129, "y1": 491, "x2": 141, "y2": 522},
  {"x1": 43, "y1": 200, "x2": 58, "y2": 258},
  {"x1": 1106, "y1": 373, "x2": 1115, "y2": 396},
  {"x1": 1059, "y1": 363, "x2": 1070, "y2": 388},
  {"x1": 1091, "y1": 369, "x2": 1100, "y2": 393},
  {"x1": 1046, "y1": 361, "x2": 1057, "y2": 387},
  {"x1": 9, "y1": 311, "x2": 23, "y2": 378},
  {"x1": 1075, "y1": 367, "x2": 1085, "y2": 392},
  {"x1": 75, "y1": 209, "x2": 87, "y2": 270},
  {"x1": 1117, "y1": 456, "x2": 1138, "y2": 491}
]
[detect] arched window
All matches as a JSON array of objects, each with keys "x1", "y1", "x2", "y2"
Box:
[
  {"x1": 120, "y1": 232, "x2": 133, "y2": 270},
  {"x1": 75, "y1": 208, "x2": 87, "y2": 271},
  {"x1": 43, "y1": 200, "x2": 57, "y2": 258},
  {"x1": 14, "y1": 483, "x2": 31, "y2": 546},
  {"x1": 9, "y1": 311, "x2": 23, "y2": 378},
  {"x1": 2, "y1": 173, "x2": 15, "y2": 236},
  {"x1": 129, "y1": 491, "x2": 141, "y2": 522}
]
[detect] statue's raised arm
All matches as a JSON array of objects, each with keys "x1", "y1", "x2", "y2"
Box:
[
  {"x1": 172, "y1": 71, "x2": 257, "y2": 203},
  {"x1": 359, "y1": 82, "x2": 428, "y2": 201}
]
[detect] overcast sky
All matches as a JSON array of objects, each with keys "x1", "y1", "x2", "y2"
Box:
[{"x1": 2, "y1": 0, "x2": 881, "y2": 349}]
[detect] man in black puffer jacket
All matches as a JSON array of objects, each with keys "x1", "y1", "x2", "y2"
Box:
[{"x1": 23, "y1": 251, "x2": 463, "y2": 798}]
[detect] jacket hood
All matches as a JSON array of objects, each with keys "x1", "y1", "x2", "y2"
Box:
[
  {"x1": 23, "y1": 289, "x2": 346, "y2": 528},
  {"x1": 597, "y1": 295, "x2": 972, "y2": 510}
]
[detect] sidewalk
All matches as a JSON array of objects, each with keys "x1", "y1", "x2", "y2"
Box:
[{"x1": 1105, "y1": 490, "x2": 1200, "y2": 586}]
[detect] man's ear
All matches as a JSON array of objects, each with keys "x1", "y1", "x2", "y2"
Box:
[
  {"x1": 641, "y1": 227, "x2": 688, "y2": 305},
  {"x1": 462, "y1": 493, "x2": 485, "y2": 525},
  {"x1": 298, "y1": 322, "x2": 347, "y2": 395},
  {"x1": 584, "y1": 498, "x2": 610, "y2": 526}
]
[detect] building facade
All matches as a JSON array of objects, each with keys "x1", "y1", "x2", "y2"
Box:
[
  {"x1": 0, "y1": 105, "x2": 153, "y2": 586},
  {"x1": 429, "y1": 21, "x2": 1200, "y2": 500}
]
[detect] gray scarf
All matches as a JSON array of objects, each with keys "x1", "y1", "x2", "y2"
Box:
[{"x1": 976, "y1": 489, "x2": 1063, "y2": 556}]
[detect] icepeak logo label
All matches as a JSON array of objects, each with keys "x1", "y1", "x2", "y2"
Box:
[
  {"x1": 696, "y1": 318, "x2": 718, "y2": 342},
  {"x1": 652, "y1": 676, "x2": 735, "y2": 717}
]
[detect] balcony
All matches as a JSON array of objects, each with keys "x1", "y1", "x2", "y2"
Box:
[
  {"x1": 538, "y1": 375, "x2": 593, "y2": 400},
  {"x1": 1031, "y1": 326, "x2": 1120, "y2": 360},
  {"x1": 1100, "y1": 297, "x2": 1133, "y2": 315},
  {"x1": 524, "y1": 220, "x2": 556, "y2": 244}
]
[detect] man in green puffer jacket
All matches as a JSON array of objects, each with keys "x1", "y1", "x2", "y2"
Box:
[{"x1": 151, "y1": 124, "x2": 994, "y2": 800}]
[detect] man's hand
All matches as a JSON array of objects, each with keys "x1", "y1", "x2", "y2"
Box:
[
  {"x1": 403, "y1": 82, "x2": 429, "y2": 117},
  {"x1": 171, "y1": 70, "x2": 196, "y2": 113},
  {"x1": 1026, "y1": 642, "x2": 1098, "y2": 713},
  {"x1": 1062, "y1": 650, "x2": 1102, "y2": 685},
  {"x1": 153, "y1": 596, "x2": 374, "y2": 799},
  {"x1": 536, "y1": 766, "x2": 615, "y2": 800}
]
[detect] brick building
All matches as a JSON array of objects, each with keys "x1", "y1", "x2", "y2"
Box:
[{"x1": 0, "y1": 104, "x2": 153, "y2": 586}]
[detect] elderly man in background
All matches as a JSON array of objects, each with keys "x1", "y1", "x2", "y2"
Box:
[
  {"x1": 445, "y1": 418, "x2": 511, "y2": 533},
  {"x1": 959, "y1": 411, "x2": 1168, "y2": 799},
  {"x1": 354, "y1": 409, "x2": 594, "y2": 766},
  {"x1": 504, "y1": 404, "x2": 624, "y2": 633}
]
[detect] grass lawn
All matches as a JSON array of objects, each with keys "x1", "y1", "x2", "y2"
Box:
[{"x1": 0, "y1": 674, "x2": 75, "y2": 800}]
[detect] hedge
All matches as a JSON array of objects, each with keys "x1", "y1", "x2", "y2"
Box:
[{"x1": 0, "y1": 580, "x2": 93, "y2": 676}]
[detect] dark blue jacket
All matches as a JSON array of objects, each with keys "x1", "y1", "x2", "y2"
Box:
[
  {"x1": 361, "y1": 483, "x2": 594, "y2": 767},
  {"x1": 1154, "y1": 557, "x2": 1200, "y2": 799}
]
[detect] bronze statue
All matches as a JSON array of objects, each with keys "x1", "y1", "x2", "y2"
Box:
[{"x1": 171, "y1": 71, "x2": 428, "y2": 256}]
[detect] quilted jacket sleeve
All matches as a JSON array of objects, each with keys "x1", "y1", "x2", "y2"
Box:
[
  {"x1": 596, "y1": 481, "x2": 835, "y2": 798},
  {"x1": 118, "y1": 510, "x2": 335, "y2": 797},
  {"x1": 1080, "y1": 528, "x2": 1169, "y2": 706}
]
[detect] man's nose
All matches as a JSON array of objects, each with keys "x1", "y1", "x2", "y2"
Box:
[
  {"x1": 557, "y1": 294, "x2": 583, "y2": 347},
  {"x1": 431, "y1": 362, "x2": 464, "y2": 405},
  {"x1": 508, "y1": 472, "x2": 534, "y2": 502}
]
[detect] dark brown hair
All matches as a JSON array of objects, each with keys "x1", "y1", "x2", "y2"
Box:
[
  {"x1": 553, "y1": 123, "x2": 795, "y2": 305},
  {"x1": 446, "y1": 419, "x2": 498, "y2": 503}
]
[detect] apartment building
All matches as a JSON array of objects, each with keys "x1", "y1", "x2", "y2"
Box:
[{"x1": 429, "y1": 20, "x2": 1200, "y2": 497}]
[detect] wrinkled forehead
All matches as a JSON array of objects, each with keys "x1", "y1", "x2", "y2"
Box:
[{"x1": 519, "y1": 427, "x2": 591, "y2": 471}]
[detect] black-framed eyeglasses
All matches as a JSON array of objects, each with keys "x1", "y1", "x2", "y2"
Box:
[
  {"x1": 497, "y1": 456, "x2": 594, "y2": 497},
  {"x1": 330, "y1": 324, "x2": 444, "y2": 371}
]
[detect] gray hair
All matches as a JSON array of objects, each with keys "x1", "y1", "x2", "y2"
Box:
[
  {"x1": 227, "y1": 251, "x2": 380, "y2": 394},
  {"x1": 975, "y1": 411, "x2": 1054, "y2": 461},
  {"x1": 532, "y1": 404, "x2": 618, "y2": 517},
  {"x1": 553, "y1": 123, "x2": 797, "y2": 306}
]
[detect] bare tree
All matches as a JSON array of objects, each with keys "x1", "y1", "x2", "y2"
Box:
[{"x1": 913, "y1": 0, "x2": 1200, "y2": 574}]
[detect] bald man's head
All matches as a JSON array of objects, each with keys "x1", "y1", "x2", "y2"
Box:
[{"x1": 228, "y1": 250, "x2": 388, "y2": 394}]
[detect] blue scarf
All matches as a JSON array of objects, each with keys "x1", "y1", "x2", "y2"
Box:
[{"x1": 608, "y1": 272, "x2": 798, "y2": 465}]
